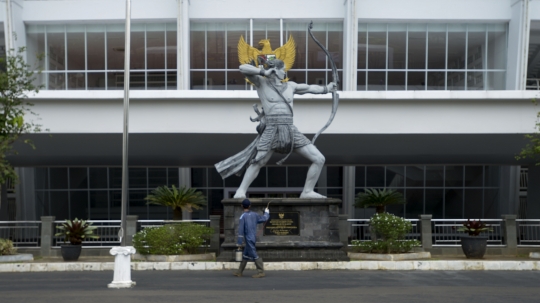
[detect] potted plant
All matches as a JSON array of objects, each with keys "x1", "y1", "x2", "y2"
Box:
[
  {"x1": 55, "y1": 218, "x2": 99, "y2": 261},
  {"x1": 145, "y1": 185, "x2": 207, "y2": 220},
  {"x1": 458, "y1": 219, "x2": 492, "y2": 259},
  {"x1": 354, "y1": 188, "x2": 406, "y2": 214}
]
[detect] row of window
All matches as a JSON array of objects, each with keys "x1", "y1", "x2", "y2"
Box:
[{"x1": 24, "y1": 21, "x2": 508, "y2": 91}]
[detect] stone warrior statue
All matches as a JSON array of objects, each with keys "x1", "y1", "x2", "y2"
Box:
[{"x1": 215, "y1": 22, "x2": 340, "y2": 199}]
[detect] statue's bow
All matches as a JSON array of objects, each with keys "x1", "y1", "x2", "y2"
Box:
[{"x1": 308, "y1": 21, "x2": 340, "y2": 144}]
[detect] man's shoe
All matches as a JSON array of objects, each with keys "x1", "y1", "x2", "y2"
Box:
[
  {"x1": 252, "y1": 273, "x2": 265, "y2": 278},
  {"x1": 233, "y1": 272, "x2": 242, "y2": 277}
]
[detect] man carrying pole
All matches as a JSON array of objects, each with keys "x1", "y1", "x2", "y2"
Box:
[{"x1": 234, "y1": 199, "x2": 270, "y2": 278}]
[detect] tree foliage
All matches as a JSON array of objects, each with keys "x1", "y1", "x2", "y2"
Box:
[
  {"x1": 516, "y1": 102, "x2": 540, "y2": 165},
  {"x1": 145, "y1": 185, "x2": 207, "y2": 220},
  {"x1": 0, "y1": 47, "x2": 43, "y2": 185},
  {"x1": 354, "y1": 188, "x2": 406, "y2": 213}
]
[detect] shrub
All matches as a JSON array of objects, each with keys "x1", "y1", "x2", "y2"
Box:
[
  {"x1": 458, "y1": 219, "x2": 493, "y2": 236},
  {"x1": 0, "y1": 238, "x2": 17, "y2": 255},
  {"x1": 351, "y1": 212, "x2": 420, "y2": 254},
  {"x1": 133, "y1": 223, "x2": 213, "y2": 255}
]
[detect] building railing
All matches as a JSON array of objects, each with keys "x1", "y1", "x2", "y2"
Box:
[
  {"x1": 348, "y1": 219, "x2": 421, "y2": 242},
  {"x1": 431, "y1": 219, "x2": 503, "y2": 246},
  {"x1": 0, "y1": 221, "x2": 41, "y2": 247},
  {"x1": 526, "y1": 78, "x2": 540, "y2": 90},
  {"x1": 517, "y1": 219, "x2": 540, "y2": 246},
  {"x1": 53, "y1": 220, "x2": 122, "y2": 248}
]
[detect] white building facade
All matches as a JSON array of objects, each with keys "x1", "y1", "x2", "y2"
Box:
[{"x1": 1, "y1": 0, "x2": 540, "y2": 223}]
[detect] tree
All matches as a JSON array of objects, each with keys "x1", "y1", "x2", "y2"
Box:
[
  {"x1": 516, "y1": 102, "x2": 540, "y2": 165},
  {"x1": 354, "y1": 188, "x2": 406, "y2": 214},
  {"x1": 0, "y1": 47, "x2": 43, "y2": 186},
  {"x1": 145, "y1": 185, "x2": 207, "y2": 220}
]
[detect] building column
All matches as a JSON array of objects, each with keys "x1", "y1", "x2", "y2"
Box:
[
  {"x1": 177, "y1": 0, "x2": 190, "y2": 90},
  {"x1": 499, "y1": 166, "x2": 520, "y2": 216},
  {"x1": 342, "y1": 166, "x2": 356, "y2": 239},
  {"x1": 40, "y1": 216, "x2": 55, "y2": 257},
  {"x1": 502, "y1": 214, "x2": 517, "y2": 255},
  {"x1": 179, "y1": 167, "x2": 192, "y2": 220},
  {"x1": 15, "y1": 168, "x2": 36, "y2": 221},
  {"x1": 342, "y1": 0, "x2": 358, "y2": 91},
  {"x1": 506, "y1": 0, "x2": 530, "y2": 89}
]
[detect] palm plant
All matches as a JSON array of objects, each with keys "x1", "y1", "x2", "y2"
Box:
[
  {"x1": 145, "y1": 185, "x2": 207, "y2": 220},
  {"x1": 55, "y1": 218, "x2": 99, "y2": 245},
  {"x1": 354, "y1": 188, "x2": 406, "y2": 214}
]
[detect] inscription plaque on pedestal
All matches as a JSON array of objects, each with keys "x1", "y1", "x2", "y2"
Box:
[{"x1": 263, "y1": 212, "x2": 300, "y2": 236}]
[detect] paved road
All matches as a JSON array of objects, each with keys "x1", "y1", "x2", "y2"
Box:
[{"x1": 1, "y1": 270, "x2": 539, "y2": 303}]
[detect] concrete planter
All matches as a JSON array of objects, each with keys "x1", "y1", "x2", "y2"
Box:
[
  {"x1": 60, "y1": 245, "x2": 82, "y2": 261},
  {"x1": 347, "y1": 251, "x2": 431, "y2": 261},
  {"x1": 461, "y1": 235, "x2": 488, "y2": 259},
  {"x1": 131, "y1": 252, "x2": 215, "y2": 262},
  {"x1": 0, "y1": 254, "x2": 34, "y2": 263}
]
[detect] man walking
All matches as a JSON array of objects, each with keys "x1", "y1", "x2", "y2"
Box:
[{"x1": 234, "y1": 198, "x2": 270, "y2": 278}]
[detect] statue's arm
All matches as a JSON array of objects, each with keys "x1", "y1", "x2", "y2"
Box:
[
  {"x1": 239, "y1": 64, "x2": 271, "y2": 87},
  {"x1": 294, "y1": 82, "x2": 336, "y2": 95}
]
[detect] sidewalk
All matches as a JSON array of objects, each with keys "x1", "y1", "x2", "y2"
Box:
[{"x1": 2, "y1": 255, "x2": 540, "y2": 272}]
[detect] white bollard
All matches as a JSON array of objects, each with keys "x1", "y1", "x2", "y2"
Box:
[{"x1": 108, "y1": 246, "x2": 136, "y2": 289}]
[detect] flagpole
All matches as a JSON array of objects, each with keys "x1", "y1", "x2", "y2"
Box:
[{"x1": 120, "y1": 0, "x2": 131, "y2": 247}]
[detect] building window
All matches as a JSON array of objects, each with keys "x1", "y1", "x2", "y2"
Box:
[
  {"x1": 26, "y1": 23, "x2": 177, "y2": 90},
  {"x1": 527, "y1": 21, "x2": 540, "y2": 90},
  {"x1": 189, "y1": 21, "x2": 343, "y2": 90},
  {"x1": 35, "y1": 167, "x2": 180, "y2": 220},
  {"x1": 357, "y1": 23, "x2": 507, "y2": 91},
  {"x1": 354, "y1": 165, "x2": 500, "y2": 219}
]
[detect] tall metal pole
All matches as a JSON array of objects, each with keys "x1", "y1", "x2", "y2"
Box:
[{"x1": 121, "y1": 0, "x2": 131, "y2": 247}]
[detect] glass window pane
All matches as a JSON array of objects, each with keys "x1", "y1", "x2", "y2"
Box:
[
  {"x1": 50, "y1": 168, "x2": 68, "y2": 189},
  {"x1": 367, "y1": 71, "x2": 385, "y2": 90},
  {"x1": 87, "y1": 26, "x2": 105, "y2": 70},
  {"x1": 487, "y1": 71, "x2": 505, "y2": 90},
  {"x1": 408, "y1": 24, "x2": 426, "y2": 69},
  {"x1": 208, "y1": 189, "x2": 224, "y2": 212},
  {"x1": 67, "y1": 31, "x2": 85, "y2": 70},
  {"x1": 129, "y1": 168, "x2": 147, "y2": 188},
  {"x1": 444, "y1": 188, "x2": 463, "y2": 218},
  {"x1": 358, "y1": 24, "x2": 367, "y2": 69},
  {"x1": 484, "y1": 166, "x2": 499, "y2": 187},
  {"x1": 167, "y1": 71, "x2": 177, "y2": 90},
  {"x1": 447, "y1": 72, "x2": 465, "y2": 90},
  {"x1": 357, "y1": 71, "x2": 366, "y2": 90},
  {"x1": 464, "y1": 189, "x2": 483, "y2": 218},
  {"x1": 484, "y1": 188, "x2": 499, "y2": 218},
  {"x1": 50, "y1": 191, "x2": 69, "y2": 220},
  {"x1": 428, "y1": 24, "x2": 446, "y2": 69},
  {"x1": 488, "y1": 24, "x2": 507, "y2": 70},
  {"x1": 226, "y1": 23, "x2": 249, "y2": 71},
  {"x1": 227, "y1": 71, "x2": 246, "y2": 90},
  {"x1": 355, "y1": 166, "x2": 365, "y2": 187},
  {"x1": 427, "y1": 72, "x2": 445, "y2": 90},
  {"x1": 67, "y1": 72, "x2": 85, "y2": 90},
  {"x1": 425, "y1": 166, "x2": 444, "y2": 187},
  {"x1": 110, "y1": 190, "x2": 122, "y2": 219},
  {"x1": 190, "y1": 23, "x2": 205, "y2": 69},
  {"x1": 386, "y1": 166, "x2": 404, "y2": 187},
  {"x1": 129, "y1": 190, "x2": 148, "y2": 218},
  {"x1": 467, "y1": 24, "x2": 486, "y2": 69},
  {"x1": 468, "y1": 71, "x2": 484, "y2": 90},
  {"x1": 307, "y1": 71, "x2": 326, "y2": 87},
  {"x1": 147, "y1": 25, "x2": 165, "y2": 70},
  {"x1": 327, "y1": 166, "x2": 343, "y2": 187},
  {"x1": 388, "y1": 24, "x2": 406, "y2": 69},
  {"x1": 206, "y1": 71, "x2": 226, "y2": 90},
  {"x1": 425, "y1": 189, "x2": 444, "y2": 218},
  {"x1": 268, "y1": 166, "x2": 286, "y2": 187},
  {"x1": 288, "y1": 166, "x2": 309, "y2": 188},
  {"x1": 106, "y1": 27, "x2": 125, "y2": 70},
  {"x1": 286, "y1": 71, "x2": 305, "y2": 84},
  {"x1": 447, "y1": 24, "x2": 467, "y2": 70},
  {"x1": 251, "y1": 167, "x2": 267, "y2": 187},
  {"x1": 190, "y1": 71, "x2": 205, "y2": 90},
  {"x1": 386, "y1": 188, "x2": 404, "y2": 216},
  {"x1": 109, "y1": 167, "x2": 122, "y2": 189},
  {"x1": 387, "y1": 72, "x2": 405, "y2": 90},
  {"x1": 367, "y1": 24, "x2": 386, "y2": 69},
  {"x1": 191, "y1": 168, "x2": 207, "y2": 188},
  {"x1": 87, "y1": 72, "x2": 106, "y2": 89},
  {"x1": 328, "y1": 24, "x2": 343, "y2": 70},
  {"x1": 445, "y1": 166, "x2": 464, "y2": 187},
  {"x1": 147, "y1": 71, "x2": 166, "y2": 89},
  {"x1": 70, "y1": 191, "x2": 88, "y2": 219},
  {"x1": 406, "y1": 166, "x2": 424, "y2": 187},
  {"x1": 89, "y1": 190, "x2": 109, "y2": 220},
  {"x1": 166, "y1": 27, "x2": 177, "y2": 70},
  {"x1": 405, "y1": 188, "x2": 423, "y2": 218},
  {"x1": 148, "y1": 168, "x2": 167, "y2": 188},
  {"x1": 26, "y1": 25, "x2": 45, "y2": 71},
  {"x1": 35, "y1": 168, "x2": 48, "y2": 190},
  {"x1": 464, "y1": 166, "x2": 483, "y2": 187},
  {"x1": 366, "y1": 166, "x2": 385, "y2": 187},
  {"x1": 207, "y1": 23, "x2": 226, "y2": 69},
  {"x1": 107, "y1": 71, "x2": 123, "y2": 90},
  {"x1": 89, "y1": 168, "x2": 108, "y2": 189},
  {"x1": 47, "y1": 28, "x2": 65, "y2": 71},
  {"x1": 129, "y1": 71, "x2": 146, "y2": 90},
  {"x1": 225, "y1": 175, "x2": 241, "y2": 188},
  {"x1": 168, "y1": 168, "x2": 179, "y2": 187},
  {"x1": 69, "y1": 167, "x2": 88, "y2": 190},
  {"x1": 130, "y1": 31, "x2": 145, "y2": 70},
  {"x1": 285, "y1": 23, "x2": 307, "y2": 70},
  {"x1": 209, "y1": 168, "x2": 223, "y2": 187},
  {"x1": 307, "y1": 27, "x2": 326, "y2": 70},
  {"x1": 407, "y1": 71, "x2": 425, "y2": 90}
]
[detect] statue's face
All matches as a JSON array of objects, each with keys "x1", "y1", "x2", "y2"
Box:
[{"x1": 273, "y1": 66, "x2": 286, "y2": 80}]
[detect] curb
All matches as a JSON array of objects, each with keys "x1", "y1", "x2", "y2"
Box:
[{"x1": 1, "y1": 260, "x2": 540, "y2": 272}]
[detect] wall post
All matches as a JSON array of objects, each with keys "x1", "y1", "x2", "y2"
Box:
[
  {"x1": 125, "y1": 215, "x2": 138, "y2": 246},
  {"x1": 40, "y1": 216, "x2": 55, "y2": 257},
  {"x1": 419, "y1": 214, "x2": 432, "y2": 250},
  {"x1": 502, "y1": 214, "x2": 518, "y2": 255},
  {"x1": 209, "y1": 215, "x2": 221, "y2": 254}
]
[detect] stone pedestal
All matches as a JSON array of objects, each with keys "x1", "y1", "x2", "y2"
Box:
[
  {"x1": 108, "y1": 246, "x2": 136, "y2": 289},
  {"x1": 217, "y1": 198, "x2": 349, "y2": 261}
]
